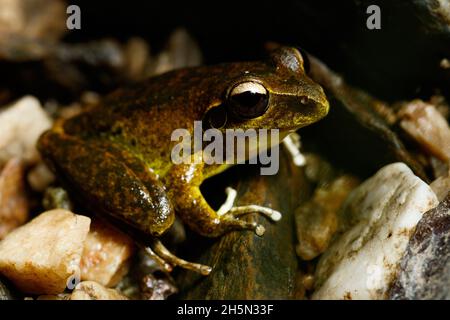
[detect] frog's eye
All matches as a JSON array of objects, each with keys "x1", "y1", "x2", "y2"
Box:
[{"x1": 227, "y1": 82, "x2": 269, "y2": 120}]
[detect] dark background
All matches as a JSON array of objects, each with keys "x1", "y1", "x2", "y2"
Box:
[{"x1": 68, "y1": 0, "x2": 450, "y2": 102}]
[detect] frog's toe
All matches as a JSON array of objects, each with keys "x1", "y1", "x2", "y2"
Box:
[
  {"x1": 225, "y1": 205, "x2": 282, "y2": 222},
  {"x1": 148, "y1": 239, "x2": 212, "y2": 276},
  {"x1": 217, "y1": 187, "x2": 282, "y2": 222},
  {"x1": 220, "y1": 215, "x2": 266, "y2": 237}
]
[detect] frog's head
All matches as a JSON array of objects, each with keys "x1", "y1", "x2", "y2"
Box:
[{"x1": 203, "y1": 47, "x2": 329, "y2": 139}]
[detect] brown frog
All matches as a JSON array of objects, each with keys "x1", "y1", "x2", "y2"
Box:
[{"x1": 38, "y1": 47, "x2": 329, "y2": 274}]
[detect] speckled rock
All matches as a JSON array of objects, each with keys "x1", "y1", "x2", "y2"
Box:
[
  {"x1": 313, "y1": 163, "x2": 438, "y2": 300},
  {"x1": 390, "y1": 193, "x2": 450, "y2": 300}
]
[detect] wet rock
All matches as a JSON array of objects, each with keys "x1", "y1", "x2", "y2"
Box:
[
  {"x1": 70, "y1": 281, "x2": 128, "y2": 300},
  {"x1": 0, "y1": 158, "x2": 29, "y2": 239},
  {"x1": 313, "y1": 163, "x2": 438, "y2": 300},
  {"x1": 398, "y1": 99, "x2": 450, "y2": 162},
  {"x1": 295, "y1": 174, "x2": 359, "y2": 261},
  {"x1": 0, "y1": 96, "x2": 52, "y2": 166},
  {"x1": 390, "y1": 193, "x2": 450, "y2": 300},
  {"x1": 176, "y1": 149, "x2": 311, "y2": 299},
  {"x1": 0, "y1": 209, "x2": 91, "y2": 294},
  {"x1": 80, "y1": 218, "x2": 135, "y2": 287}
]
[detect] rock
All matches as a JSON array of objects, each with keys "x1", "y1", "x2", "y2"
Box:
[
  {"x1": 0, "y1": 0, "x2": 66, "y2": 43},
  {"x1": 0, "y1": 209, "x2": 91, "y2": 294},
  {"x1": 27, "y1": 162, "x2": 55, "y2": 192},
  {"x1": 0, "y1": 277, "x2": 14, "y2": 300},
  {"x1": 150, "y1": 28, "x2": 203, "y2": 75},
  {"x1": 390, "y1": 193, "x2": 450, "y2": 300},
  {"x1": 0, "y1": 158, "x2": 29, "y2": 239},
  {"x1": 176, "y1": 149, "x2": 311, "y2": 299},
  {"x1": 430, "y1": 171, "x2": 450, "y2": 201},
  {"x1": 42, "y1": 187, "x2": 73, "y2": 211},
  {"x1": 0, "y1": 96, "x2": 52, "y2": 166},
  {"x1": 398, "y1": 100, "x2": 450, "y2": 162},
  {"x1": 70, "y1": 281, "x2": 128, "y2": 300},
  {"x1": 123, "y1": 37, "x2": 151, "y2": 81},
  {"x1": 37, "y1": 294, "x2": 70, "y2": 300},
  {"x1": 295, "y1": 174, "x2": 359, "y2": 260},
  {"x1": 140, "y1": 274, "x2": 178, "y2": 300},
  {"x1": 80, "y1": 218, "x2": 135, "y2": 287},
  {"x1": 312, "y1": 163, "x2": 438, "y2": 300},
  {"x1": 115, "y1": 249, "x2": 171, "y2": 300}
]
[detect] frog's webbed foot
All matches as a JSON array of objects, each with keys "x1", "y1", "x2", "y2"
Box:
[
  {"x1": 216, "y1": 187, "x2": 282, "y2": 237},
  {"x1": 142, "y1": 240, "x2": 212, "y2": 276}
]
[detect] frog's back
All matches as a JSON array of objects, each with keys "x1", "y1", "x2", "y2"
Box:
[{"x1": 60, "y1": 66, "x2": 222, "y2": 175}]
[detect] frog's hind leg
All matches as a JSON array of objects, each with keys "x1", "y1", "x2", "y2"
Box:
[{"x1": 38, "y1": 130, "x2": 175, "y2": 237}]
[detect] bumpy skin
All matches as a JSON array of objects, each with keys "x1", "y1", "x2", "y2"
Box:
[{"x1": 38, "y1": 47, "x2": 329, "y2": 239}]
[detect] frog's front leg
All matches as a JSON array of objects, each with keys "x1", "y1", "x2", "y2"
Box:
[{"x1": 165, "y1": 164, "x2": 280, "y2": 237}]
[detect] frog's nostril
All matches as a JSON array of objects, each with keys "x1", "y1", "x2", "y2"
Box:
[{"x1": 300, "y1": 96, "x2": 309, "y2": 104}]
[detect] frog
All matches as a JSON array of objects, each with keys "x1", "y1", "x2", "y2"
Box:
[{"x1": 37, "y1": 46, "x2": 329, "y2": 275}]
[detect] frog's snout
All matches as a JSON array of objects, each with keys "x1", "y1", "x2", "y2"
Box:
[{"x1": 298, "y1": 84, "x2": 330, "y2": 122}]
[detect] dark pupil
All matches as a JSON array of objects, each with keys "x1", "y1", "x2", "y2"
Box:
[{"x1": 229, "y1": 91, "x2": 268, "y2": 119}]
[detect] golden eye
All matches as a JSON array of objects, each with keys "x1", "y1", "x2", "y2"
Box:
[{"x1": 227, "y1": 82, "x2": 269, "y2": 119}]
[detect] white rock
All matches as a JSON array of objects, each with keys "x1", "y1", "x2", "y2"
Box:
[
  {"x1": 312, "y1": 163, "x2": 438, "y2": 300},
  {"x1": 0, "y1": 209, "x2": 90, "y2": 294},
  {"x1": 0, "y1": 96, "x2": 52, "y2": 165}
]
